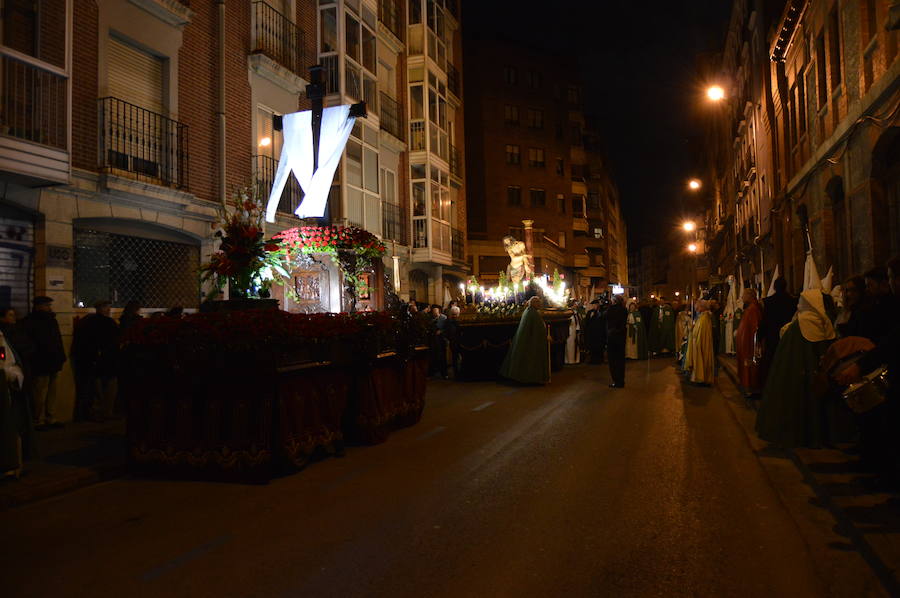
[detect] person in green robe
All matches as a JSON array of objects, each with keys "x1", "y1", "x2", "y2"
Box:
[
  {"x1": 625, "y1": 300, "x2": 648, "y2": 360},
  {"x1": 499, "y1": 296, "x2": 550, "y2": 384},
  {"x1": 657, "y1": 300, "x2": 676, "y2": 354},
  {"x1": 647, "y1": 298, "x2": 661, "y2": 355},
  {"x1": 755, "y1": 290, "x2": 835, "y2": 449}
]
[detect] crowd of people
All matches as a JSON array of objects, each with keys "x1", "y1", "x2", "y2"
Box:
[{"x1": 0, "y1": 298, "x2": 186, "y2": 481}]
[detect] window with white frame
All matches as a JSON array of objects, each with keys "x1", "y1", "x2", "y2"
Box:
[{"x1": 345, "y1": 122, "x2": 381, "y2": 235}]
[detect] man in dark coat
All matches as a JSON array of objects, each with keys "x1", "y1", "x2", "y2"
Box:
[
  {"x1": 837, "y1": 257, "x2": 900, "y2": 486},
  {"x1": 584, "y1": 299, "x2": 606, "y2": 364},
  {"x1": 20, "y1": 296, "x2": 66, "y2": 429},
  {"x1": 759, "y1": 277, "x2": 797, "y2": 388},
  {"x1": 606, "y1": 295, "x2": 628, "y2": 388},
  {"x1": 71, "y1": 300, "x2": 121, "y2": 421}
]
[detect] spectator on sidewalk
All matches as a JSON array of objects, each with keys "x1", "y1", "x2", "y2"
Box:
[
  {"x1": 735, "y1": 288, "x2": 763, "y2": 398},
  {"x1": 834, "y1": 276, "x2": 878, "y2": 340},
  {"x1": 836, "y1": 257, "x2": 900, "y2": 487},
  {"x1": 71, "y1": 301, "x2": 121, "y2": 422},
  {"x1": 20, "y1": 297, "x2": 66, "y2": 430},
  {"x1": 0, "y1": 309, "x2": 36, "y2": 479},
  {"x1": 118, "y1": 301, "x2": 143, "y2": 335}
]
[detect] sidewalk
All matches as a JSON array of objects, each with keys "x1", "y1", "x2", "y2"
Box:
[
  {"x1": 718, "y1": 354, "x2": 900, "y2": 594},
  {"x1": 0, "y1": 420, "x2": 126, "y2": 511}
]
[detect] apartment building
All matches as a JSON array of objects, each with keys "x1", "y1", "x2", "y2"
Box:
[
  {"x1": 0, "y1": 0, "x2": 464, "y2": 418},
  {"x1": 463, "y1": 37, "x2": 627, "y2": 299},
  {"x1": 701, "y1": 0, "x2": 899, "y2": 293}
]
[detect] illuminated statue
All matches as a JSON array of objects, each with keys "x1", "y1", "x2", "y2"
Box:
[{"x1": 503, "y1": 235, "x2": 534, "y2": 284}]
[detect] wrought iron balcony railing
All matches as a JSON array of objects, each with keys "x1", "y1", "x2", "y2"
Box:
[
  {"x1": 254, "y1": 154, "x2": 303, "y2": 216},
  {"x1": 381, "y1": 201, "x2": 407, "y2": 245},
  {"x1": 379, "y1": 92, "x2": 403, "y2": 141},
  {"x1": 98, "y1": 97, "x2": 188, "y2": 190},
  {"x1": 447, "y1": 63, "x2": 460, "y2": 98},
  {"x1": 1, "y1": 52, "x2": 67, "y2": 150},
  {"x1": 251, "y1": 1, "x2": 304, "y2": 75}
]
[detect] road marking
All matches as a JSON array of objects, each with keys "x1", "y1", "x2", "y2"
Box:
[
  {"x1": 472, "y1": 401, "x2": 495, "y2": 412},
  {"x1": 416, "y1": 426, "x2": 447, "y2": 441},
  {"x1": 142, "y1": 534, "x2": 231, "y2": 582}
]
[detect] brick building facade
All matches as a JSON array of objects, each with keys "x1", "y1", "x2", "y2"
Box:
[
  {"x1": 0, "y1": 0, "x2": 463, "y2": 419},
  {"x1": 701, "y1": 0, "x2": 899, "y2": 295}
]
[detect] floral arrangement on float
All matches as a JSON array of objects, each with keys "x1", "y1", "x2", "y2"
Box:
[
  {"x1": 462, "y1": 269, "x2": 570, "y2": 318},
  {"x1": 271, "y1": 225, "x2": 386, "y2": 310},
  {"x1": 199, "y1": 184, "x2": 290, "y2": 300}
]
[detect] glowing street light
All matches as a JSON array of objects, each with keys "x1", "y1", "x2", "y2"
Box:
[
  {"x1": 682, "y1": 220, "x2": 697, "y2": 232},
  {"x1": 688, "y1": 179, "x2": 702, "y2": 191},
  {"x1": 706, "y1": 85, "x2": 725, "y2": 101},
  {"x1": 688, "y1": 243, "x2": 698, "y2": 253}
]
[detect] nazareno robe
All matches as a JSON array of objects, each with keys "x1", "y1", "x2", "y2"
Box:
[
  {"x1": 499, "y1": 306, "x2": 550, "y2": 384},
  {"x1": 647, "y1": 305, "x2": 661, "y2": 354},
  {"x1": 657, "y1": 304, "x2": 676, "y2": 353},
  {"x1": 755, "y1": 320, "x2": 831, "y2": 448},
  {"x1": 626, "y1": 311, "x2": 648, "y2": 360},
  {"x1": 735, "y1": 300, "x2": 763, "y2": 392},
  {"x1": 685, "y1": 311, "x2": 715, "y2": 384}
]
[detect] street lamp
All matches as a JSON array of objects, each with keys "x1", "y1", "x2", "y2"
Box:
[
  {"x1": 706, "y1": 85, "x2": 725, "y2": 101},
  {"x1": 688, "y1": 179, "x2": 702, "y2": 191},
  {"x1": 688, "y1": 243, "x2": 698, "y2": 253},
  {"x1": 682, "y1": 220, "x2": 697, "y2": 232}
]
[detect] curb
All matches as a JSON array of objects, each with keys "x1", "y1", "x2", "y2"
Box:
[{"x1": 715, "y1": 354, "x2": 900, "y2": 595}]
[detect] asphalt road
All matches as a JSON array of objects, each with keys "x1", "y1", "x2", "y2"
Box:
[{"x1": 2, "y1": 360, "x2": 850, "y2": 597}]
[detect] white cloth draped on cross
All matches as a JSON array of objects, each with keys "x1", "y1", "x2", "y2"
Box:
[{"x1": 265, "y1": 105, "x2": 357, "y2": 222}]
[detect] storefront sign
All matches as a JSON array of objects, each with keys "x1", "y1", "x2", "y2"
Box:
[{"x1": 46, "y1": 245, "x2": 73, "y2": 268}]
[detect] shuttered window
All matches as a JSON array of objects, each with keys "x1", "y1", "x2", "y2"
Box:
[{"x1": 108, "y1": 36, "x2": 164, "y2": 113}]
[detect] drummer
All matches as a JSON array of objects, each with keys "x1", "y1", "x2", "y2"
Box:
[{"x1": 835, "y1": 256, "x2": 900, "y2": 488}]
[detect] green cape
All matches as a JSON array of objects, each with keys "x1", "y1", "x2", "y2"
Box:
[
  {"x1": 499, "y1": 306, "x2": 550, "y2": 384},
  {"x1": 755, "y1": 320, "x2": 831, "y2": 448},
  {"x1": 658, "y1": 305, "x2": 676, "y2": 352}
]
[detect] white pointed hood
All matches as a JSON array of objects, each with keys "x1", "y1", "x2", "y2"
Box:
[{"x1": 767, "y1": 265, "x2": 780, "y2": 297}]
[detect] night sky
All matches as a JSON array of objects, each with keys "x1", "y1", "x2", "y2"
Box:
[{"x1": 463, "y1": 1, "x2": 733, "y2": 250}]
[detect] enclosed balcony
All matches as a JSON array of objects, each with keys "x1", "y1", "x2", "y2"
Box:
[{"x1": 99, "y1": 97, "x2": 189, "y2": 190}]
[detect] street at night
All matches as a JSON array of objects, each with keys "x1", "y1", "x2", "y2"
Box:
[
  {"x1": 2, "y1": 361, "x2": 887, "y2": 597},
  {"x1": 2, "y1": 0, "x2": 899, "y2": 596}
]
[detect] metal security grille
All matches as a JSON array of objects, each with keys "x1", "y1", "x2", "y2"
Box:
[{"x1": 74, "y1": 228, "x2": 200, "y2": 309}]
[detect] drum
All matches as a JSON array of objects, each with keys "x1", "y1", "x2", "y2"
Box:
[{"x1": 842, "y1": 366, "x2": 890, "y2": 414}]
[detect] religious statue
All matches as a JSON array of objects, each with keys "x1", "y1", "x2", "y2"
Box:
[{"x1": 503, "y1": 235, "x2": 534, "y2": 284}]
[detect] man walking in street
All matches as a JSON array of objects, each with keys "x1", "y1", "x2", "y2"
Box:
[
  {"x1": 71, "y1": 300, "x2": 121, "y2": 422},
  {"x1": 20, "y1": 296, "x2": 66, "y2": 429},
  {"x1": 606, "y1": 295, "x2": 628, "y2": 388}
]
